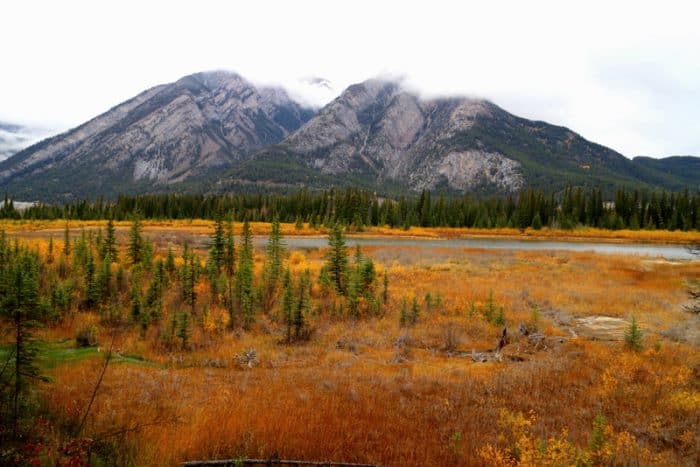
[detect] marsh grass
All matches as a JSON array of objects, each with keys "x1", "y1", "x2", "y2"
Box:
[{"x1": 2, "y1": 222, "x2": 699, "y2": 465}]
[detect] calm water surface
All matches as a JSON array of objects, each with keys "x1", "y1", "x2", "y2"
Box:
[{"x1": 251, "y1": 236, "x2": 696, "y2": 260}]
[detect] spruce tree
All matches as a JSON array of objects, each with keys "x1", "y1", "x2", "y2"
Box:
[
  {"x1": 83, "y1": 248, "x2": 99, "y2": 309},
  {"x1": 115, "y1": 263, "x2": 125, "y2": 293},
  {"x1": 139, "y1": 308, "x2": 151, "y2": 339},
  {"x1": 224, "y1": 220, "x2": 236, "y2": 277},
  {"x1": 589, "y1": 413, "x2": 608, "y2": 460},
  {"x1": 211, "y1": 210, "x2": 226, "y2": 273},
  {"x1": 411, "y1": 296, "x2": 420, "y2": 324},
  {"x1": 166, "y1": 246, "x2": 176, "y2": 275},
  {"x1": 419, "y1": 190, "x2": 432, "y2": 227},
  {"x1": 1, "y1": 248, "x2": 42, "y2": 436},
  {"x1": 624, "y1": 315, "x2": 643, "y2": 351},
  {"x1": 96, "y1": 253, "x2": 112, "y2": 304},
  {"x1": 347, "y1": 267, "x2": 361, "y2": 319},
  {"x1": 294, "y1": 269, "x2": 311, "y2": 340},
  {"x1": 145, "y1": 259, "x2": 165, "y2": 320},
  {"x1": 101, "y1": 218, "x2": 118, "y2": 261},
  {"x1": 484, "y1": 290, "x2": 497, "y2": 323},
  {"x1": 95, "y1": 227, "x2": 103, "y2": 256},
  {"x1": 237, "y1": 221, "x2": 254, "y2": 328},
  {"x1": 63, "y1": 223, "x2": 71, "y2": 256},
  {"x1": 130, "y1": 267, "x2": 142, "y2": 321},
  {"x1": 318, "y1": 265, "x2": 333, "y2": 298},
  {"x1": 183, "y1": 254, "x2": 197, "y2": 316},
  {"x1": 178, "y1": 311, "x2": 191, "y2": 350},
  {"x1": 532, "y1": 212, "x2": 543, "y2": 230},
  {"x1": 326, "y1": 223, "x2": 348, "y2": 294},
  {"x1": 360, "y1": 257, "x2": 377, "y2": 293},
  {"x1": 282, "y1": 269, "x2": 294, "y2": 343},
  {"x1": 169, "y1": 310, "x2": 178, "y2": 348},
  {"x1": 141, "y1": 238, "x2": 154, "y2": 271},
  {"x1": 222, "y1": 220, "x2": 237, "y2": 326},
  {"x1": 262, "y1": 219, "x2": 285, "y2": 310},
  {"x1": 73, "y1": 230, "x2": 88, "y2": 270},
  {"x1": 128, "y1": 214, "x2": 143, "y2": 265}
]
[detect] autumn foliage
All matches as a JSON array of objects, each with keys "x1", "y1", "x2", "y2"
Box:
[{"x1": 0, "y1": 220, "x2": 698, "y2": 466}]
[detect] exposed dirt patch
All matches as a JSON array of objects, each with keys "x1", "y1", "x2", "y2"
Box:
[{"x1": 575, "y1": 316, "x2": 629, "y2": 341}]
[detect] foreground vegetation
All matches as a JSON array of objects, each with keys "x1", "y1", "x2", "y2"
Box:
[{"x1": 1, "y1": 218, "x2": 699, "y2": 465}]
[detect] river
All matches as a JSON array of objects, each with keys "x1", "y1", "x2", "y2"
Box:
[{"x1": 250, "y1": 236, "x2": 696, "y2": 260}]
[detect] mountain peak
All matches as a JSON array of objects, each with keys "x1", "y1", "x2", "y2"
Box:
[
  {"x1": 0, "y1": 70, "x2": 314, "y2": 200},
  {"x1": 273, "y1": 79, "x2": 504, "y2": 190},
  {"x1": 2, "y1": 71, "x2": 698, "y2": 201}
]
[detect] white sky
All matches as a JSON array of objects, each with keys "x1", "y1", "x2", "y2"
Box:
[{"x1": 1, "y1": 0, "x2": 699, "y2": 158}]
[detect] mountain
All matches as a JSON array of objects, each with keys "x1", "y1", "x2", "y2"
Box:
[
  {"x1": 630, "y1": 156, "x2": 700, "y2": 191},
  {"x1": 2, "y1": 73, "x2": 698, "y2": 201},
  {"x1": 0, "y1": 122, "x2": 56, "y2": 162},
  {"x1": 0, "y1": 71, "x2": 314, "y2": 200},
  {"x1": 224, "y1": 79, "x2": 695, "y2": 195}
]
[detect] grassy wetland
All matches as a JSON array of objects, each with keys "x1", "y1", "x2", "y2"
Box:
[{"x1": 1, "y1": 219, "x2": 699, "y2": 466}]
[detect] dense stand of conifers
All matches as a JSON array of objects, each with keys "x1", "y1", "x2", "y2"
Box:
[
  {"x1": 0, "y1": 216, "x2": 388, "y2": 446},
  {"x1": 2, "y1": 186, "x2": 700, "y2": 230}
]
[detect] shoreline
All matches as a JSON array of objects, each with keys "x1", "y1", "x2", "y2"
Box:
[{"x1": 2, "y1": 219, "x2": 699, "y2": 246}]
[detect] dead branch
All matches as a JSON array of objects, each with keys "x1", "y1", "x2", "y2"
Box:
[{"x1": 75, "y1": 327, "x2": 116, "y2": 436}]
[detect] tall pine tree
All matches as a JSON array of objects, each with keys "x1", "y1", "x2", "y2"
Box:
[
  {"x1": 237, "y1": 221, "x2": 254, "y2": 328},
  {"x1": 1, "y1": 247, "x2": 42, "y2": 437},
  {"x1": 326, "y1": 223, "x2": 348, "y2": 294},
  {"x1": 262, "y1": 219, "x2": 285, "y2": 310},
  {"x1": 128, "y1": 214, "x2": 143, "y2": 265},
  {"x1": 101, "y1": 218, "x2": 118, "y2": 261}
]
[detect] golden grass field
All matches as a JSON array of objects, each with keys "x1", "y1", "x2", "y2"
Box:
[
  {"x1": 2, "y1": 218, "x2": 700, "y2": 243},
  {"x1": 3, "y1": 221, "x2": 700, "y2": 466}
]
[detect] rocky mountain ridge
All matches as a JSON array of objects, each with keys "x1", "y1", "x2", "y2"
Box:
[
  {"x1": 0, "y1": 71, "x2": 314, "y2": 199},
  {"x1": 224, "y1": 78, "x2": 688, "y2": 194},
  {"x1": 1, "y1": 71, "x2": 698, "y2": 201}
]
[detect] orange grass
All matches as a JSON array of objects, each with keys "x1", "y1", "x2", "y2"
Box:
[
  {"x1": 40, "y1": 340, "x2": 698, "y2": 466},
  {"x1": 3, "y1": 219, "x2": 699, "y2": 244},
  {"x1": 5, "y1": 229, "x2": 699, "y2": 465}
]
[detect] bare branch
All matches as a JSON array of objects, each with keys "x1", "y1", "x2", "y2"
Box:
[
  {"x1": 75, "y1": 327, "x2": 116, "y2": 436},
  {"x1": 91, "y1": 415, "x2": 180, "y2": 443}
]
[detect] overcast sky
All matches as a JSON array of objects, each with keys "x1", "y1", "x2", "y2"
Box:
[{"x1": 1, "y1": 0, "x2": 699, "y2": 158}]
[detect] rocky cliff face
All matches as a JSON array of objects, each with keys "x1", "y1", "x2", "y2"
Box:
[
  {"x1": 232, "y1": 80, "x2": 528, "y2": 192},
  {"x1": 228, "y1": 78, "x2": 652, "y2": 194},
  {"x1": 0, "y1": 71, "x2": 314, "y2": 199}
]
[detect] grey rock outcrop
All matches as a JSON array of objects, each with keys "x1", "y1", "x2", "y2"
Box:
[{"x1": 258, "y1": 79, "x2": 525, "y2": 192}]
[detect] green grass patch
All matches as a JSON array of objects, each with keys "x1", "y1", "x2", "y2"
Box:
[{"x1": 0, "y1": 339, "x2": 158, "y2": 369}]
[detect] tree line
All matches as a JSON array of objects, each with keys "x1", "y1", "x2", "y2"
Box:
[{"x1": 2, "y1": 186, "x2": 700, "y2": 231}]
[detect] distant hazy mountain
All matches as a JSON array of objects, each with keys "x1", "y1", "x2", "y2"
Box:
[
  {"x1": 223, "y1": 79, "x2": 694, "y2": 194},
  {"x1": 0, "y1": 71, "x2": 314, "y2": 199},
  {"x1": 1, "y1": 72, "x2": 698, "y2": 201},
  {"x1": 0, "y1": 122, "x2": 56, "y2": 162}
]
